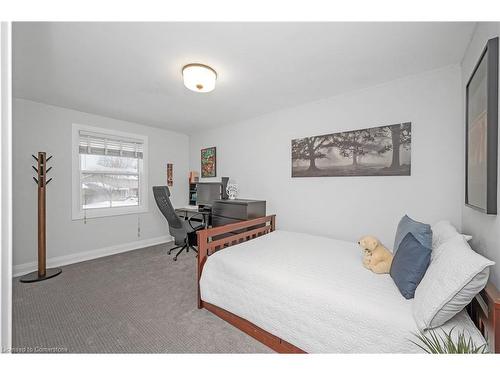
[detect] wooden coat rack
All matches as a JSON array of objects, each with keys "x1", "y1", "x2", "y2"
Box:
[{"x1": 20, "y1": 152, "x2": 62, "y2": 283}]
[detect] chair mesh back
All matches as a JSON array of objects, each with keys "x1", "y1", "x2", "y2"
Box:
[{"x1": 152, "y1": 186, "x2": 184, "y2": 230}]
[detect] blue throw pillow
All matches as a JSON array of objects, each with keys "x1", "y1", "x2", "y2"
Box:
[
  {"x1": 390, "y1": 232, "x2": 431, "y2": 299},
  {"x1": 393, "y1": 215, "x2": 432, "y2": 253}
]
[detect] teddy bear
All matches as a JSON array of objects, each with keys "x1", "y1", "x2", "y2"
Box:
[{"x1": 358, "y1": 235, "x2": 394, "y2": 274}]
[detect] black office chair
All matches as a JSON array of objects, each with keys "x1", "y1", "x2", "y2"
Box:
[{"x1": 153, "y1": 186, "x2": 201, "y2": 261}]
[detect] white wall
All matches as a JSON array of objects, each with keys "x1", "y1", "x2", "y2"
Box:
[
  {"x1": 13, "y1": 98, "x2": 189, "y2": 272},
  {"x1": 190, "y1": 66, "x2": 464, "y2": 248},
  {"x1": 461, "y1": 22, "x2": 500, "y2": 289}
]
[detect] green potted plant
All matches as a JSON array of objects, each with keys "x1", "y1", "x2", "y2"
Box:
[{"x1": 411, "y1": 327, "x2": 488, "y2": 354}]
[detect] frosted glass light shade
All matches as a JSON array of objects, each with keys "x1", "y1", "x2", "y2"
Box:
[{"x1": 182, "y1": 64, "x2": 217, "y2": 93}]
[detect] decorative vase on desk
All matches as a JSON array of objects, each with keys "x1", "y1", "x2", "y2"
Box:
[{"x1": 226, "y1": 182, "x2": 238, "y2": 200}]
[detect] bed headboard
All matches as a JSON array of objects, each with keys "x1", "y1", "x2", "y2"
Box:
[
  {"x1": 196, "y1": 215, "x2": 276, "y2": 308},
  {"x1": 469, "y1": 282, "x2": 500, "y2": 353}
]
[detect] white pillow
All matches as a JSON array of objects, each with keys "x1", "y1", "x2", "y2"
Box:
[
  {"x1": 413, "y1": 234, "x2": 494, "y2": 330},
  {"x1": 431, "y1": 221, "x2": 472, "y2": 257}
]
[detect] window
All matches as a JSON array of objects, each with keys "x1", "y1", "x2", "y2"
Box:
[{"x1": 72, "y1": 124, "x2": 148, "y2": 219}]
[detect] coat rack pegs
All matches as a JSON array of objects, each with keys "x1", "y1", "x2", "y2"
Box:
[
  {"x1": 21, "y1": 151, "x2": 61, "y2": 283},
  {"x1": 46, "y1": 155, "x2": 53, "y2": 162}
]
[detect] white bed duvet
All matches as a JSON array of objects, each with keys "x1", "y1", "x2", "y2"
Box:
[{"x1": 200, "y1": 230, "x2": 485, "y2": 353}]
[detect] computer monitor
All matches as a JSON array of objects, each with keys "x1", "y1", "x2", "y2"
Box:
[{"x1": 196, "y1": 183, "x2": 221, "y2": 206}]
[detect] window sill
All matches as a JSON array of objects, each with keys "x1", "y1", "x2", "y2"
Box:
[{"x1": 72, "y1": 205, "x2": 148, "y2": 220}]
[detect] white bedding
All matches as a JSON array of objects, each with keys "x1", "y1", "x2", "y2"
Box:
[{"x1": 200, "y1": 230, "x2": 486, "y2": 353}]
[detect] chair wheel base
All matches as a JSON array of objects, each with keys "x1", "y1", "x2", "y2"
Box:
[{"x1": 169, "y1": 243, "x2": 197, "y2": 262}]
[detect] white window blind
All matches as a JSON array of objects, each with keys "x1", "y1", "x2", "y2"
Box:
[
  {"x1": 72, "y1": 124, "x2": 149, "y2": 220},
  {"x1": 78, "y1": 131, "x2": 144, "y2": 159}
]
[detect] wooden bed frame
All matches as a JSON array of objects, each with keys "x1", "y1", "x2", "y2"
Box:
[
  {"x1": 196, "y1": 215, "x2": 305, "y2": 353},
  {"x1": 469, "y1": 282, "x2": 500, "y2": 353},
  {"x1": 197, "y1": 215, "x2": 500, "y2": 353}
]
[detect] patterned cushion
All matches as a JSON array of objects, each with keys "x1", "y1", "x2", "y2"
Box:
[{"x1": 413, "y1": 235, "x2": 494, "y2": 330}]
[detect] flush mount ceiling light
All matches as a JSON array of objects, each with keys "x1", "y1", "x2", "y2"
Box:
[{"x1": 182, "y1": 63, "x2": 217, "y2": 93}]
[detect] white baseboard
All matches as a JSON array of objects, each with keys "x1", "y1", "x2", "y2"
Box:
[{"x1": 13, "y1": 235, "x2": 173, "y2": 278}]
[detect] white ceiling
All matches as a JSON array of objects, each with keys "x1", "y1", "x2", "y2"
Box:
[{"x1": 13, "y1": 22, "x2": 476, "y2": 134}]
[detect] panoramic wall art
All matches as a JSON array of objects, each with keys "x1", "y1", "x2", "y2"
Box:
[
  {"x1": 201, "y1": 147, "x2": 217, "y2": 178},
  {"x1": 291, "y1": 122, "x2": 412, "y2": 177},
  {"x1": 465, "y1": 37, "x2": 498, "y2": 214}
]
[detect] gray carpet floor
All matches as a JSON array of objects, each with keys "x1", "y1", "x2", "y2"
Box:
[{"x1": 12, "y1": 243, "x2": 272, "y2": 353}]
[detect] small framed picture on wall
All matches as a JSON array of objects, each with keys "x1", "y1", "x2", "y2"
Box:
[
  {"x1": 201, "y1": 147, "x2": 216, "y2": 178},
  {"x1": 465, "y1": 37, "x2": 499, "y2": 214},
  {"x1": 167, "y1": 163, "x2": 173, "y2": 187}
]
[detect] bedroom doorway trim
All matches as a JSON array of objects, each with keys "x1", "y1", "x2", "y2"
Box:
[{"x1": 1, "y1": 21, "x2": 13, "y2": 352}]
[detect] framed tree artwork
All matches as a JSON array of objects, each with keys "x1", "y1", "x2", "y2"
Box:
[
  {"x1": 201, "y1": 147, "x2": 217, "y2": 178},
  {"x1": 291, "y1": 123, "x2": 411, "y2": 177},
  {"x1": 465, "y1": 37, "x2": 498, "y2": 214}
]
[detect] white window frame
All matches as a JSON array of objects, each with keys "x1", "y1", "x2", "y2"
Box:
[{"x1": 71, "y1": 123, "x2": 149, "y2": 220}]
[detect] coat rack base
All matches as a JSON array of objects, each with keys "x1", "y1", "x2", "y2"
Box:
[{"x1": 20, "y1": 268, "x2": 62, "y2": 283}]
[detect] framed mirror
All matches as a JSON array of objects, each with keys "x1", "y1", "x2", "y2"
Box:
[{"x1": 465, "y1": 37, "x2": 499, "y2": 214}]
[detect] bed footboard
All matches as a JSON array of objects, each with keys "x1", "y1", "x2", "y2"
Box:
[
  {"x1": 197, "y1": 214, "x2": 275, "y2": 309},
  {"x1": 195, "y1": 214, "x2": 305, "y2": 353}
]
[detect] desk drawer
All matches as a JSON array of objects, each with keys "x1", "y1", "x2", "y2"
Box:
[
  {"x1": 212, "y1": 215, "x2": 240, "y2": 228},
  {"x1": 212, "y1": 203, "x2": 247, "y2": 220}
]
